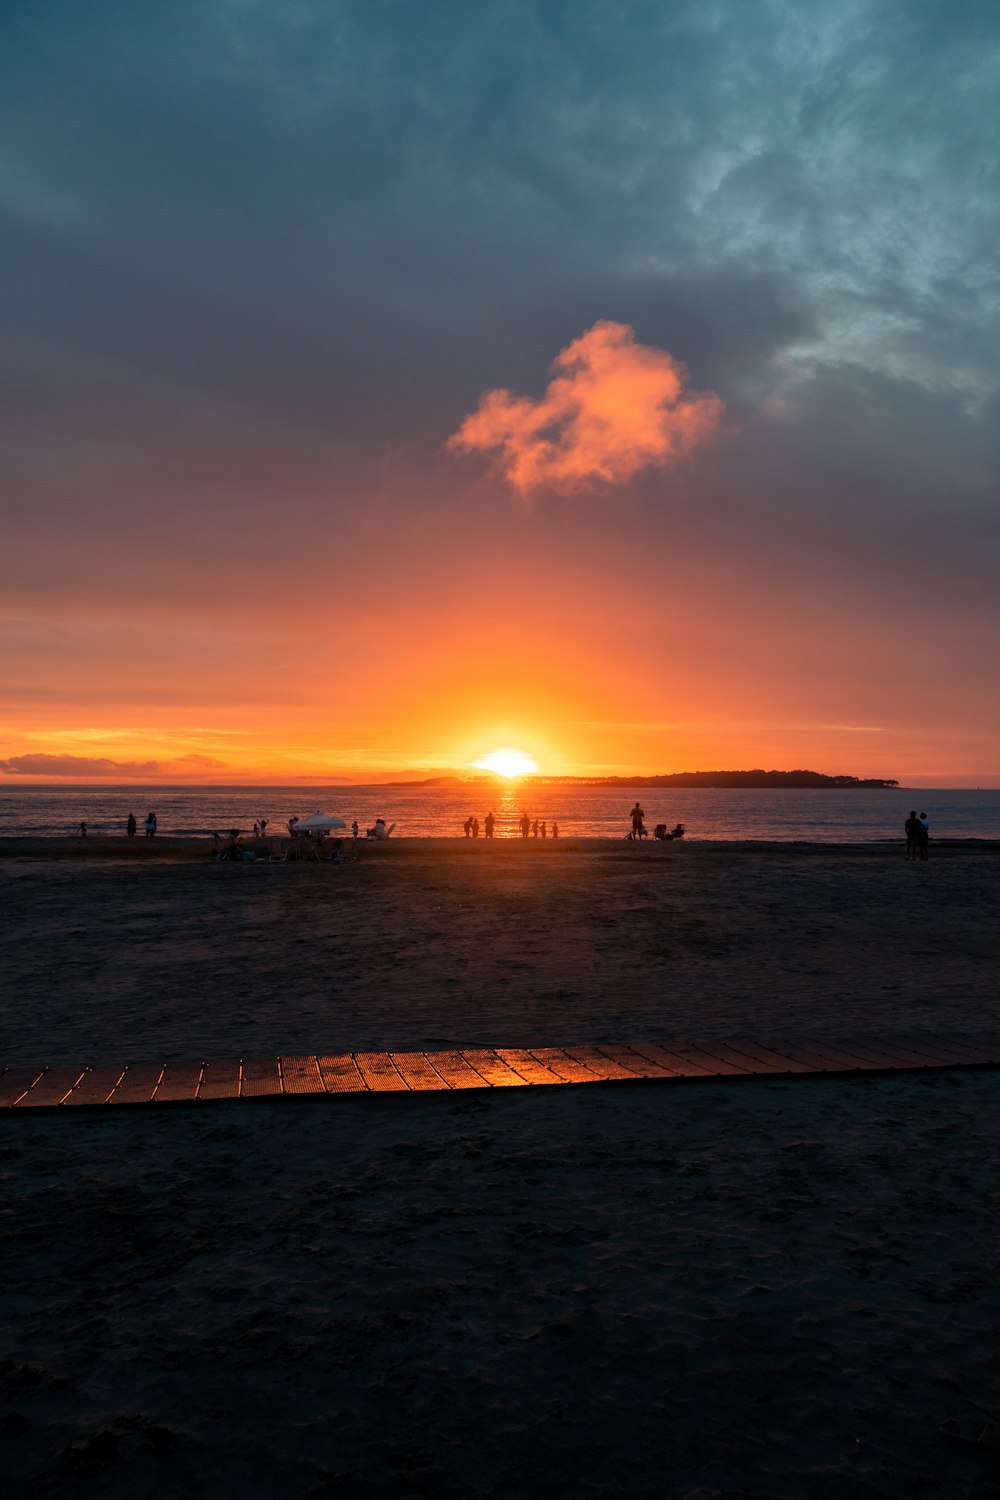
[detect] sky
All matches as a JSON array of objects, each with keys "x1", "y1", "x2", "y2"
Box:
[{"x1": 2, "y1": 0, "x2": 998, "y2": 786}]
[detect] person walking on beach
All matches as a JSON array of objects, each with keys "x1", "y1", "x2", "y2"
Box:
[
  {"x1": 484, "y1": 811, "x2": 495, "y2": 839},
  {"x1": 144, "y1": 811, "x2": 157, "y2": 838},
  {"x1": 904, "y1": 810, "x2": 921, "y2": 861},
  {"x1": 463, "y1": 816, "x2": 473, "y2": 838},
  {"x1": 520, "y1": 812, "x2": 530, "y2": 839},
  {"x1": 630, "y1": 802, "x2": 645, "y2": 839},
  {"x1": 532, "y1": 819, "x2": 539, "y2": 839},
  {"x1": 126, "y1": 812, "x2": 136, "y2": 838},
  {"x1": 540, "y1": 821, "x2": 547, "y2": 839}
]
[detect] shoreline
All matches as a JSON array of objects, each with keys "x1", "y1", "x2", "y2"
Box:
[{"x1": 2, "y1": 834, "x2": 998, "y2": 861}]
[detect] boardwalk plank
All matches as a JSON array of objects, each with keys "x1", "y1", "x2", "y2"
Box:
[
  {"x1": 0, "y1": 1068, "x2": 46, "y2": 1108},
  {"x1": 154, "y1": 1062, "x2": 204, "y2": 1103},
  {"x1": 493, "y1": 1049, "x2": 562, "y2": 1085},
  {"x1": 773, "y1": 1040, "x2": 874, "y2": 1072},
  {"x1": 884, "y1": 1035, "x2": 999, "y2": 1068},
  {"x1": 198, "y1": 1059, "x2": 242, "y2": 1100},
  {"x1": 815, "y1": 1038, "x2": 941, "y2": 1074},
  {"x1": 15, "y1": 1067, "x2": 87, "y2": 1108},
  {"x1": 391, "y1": 1053, "x2": 451, "y2": 1091},
  {"x1": 708, "y1": 1041, "x2": 810, "y2": 1076},
  {"x1": 240, "y1": 1057, "x2": 282, "y2": 1098},
  {"x1": 528, "y1": 1048, "x2": 603, "y2": 1084},
  {"x1": 723, "y1": 1040, "x2": 817, "y2": 1075},
  {"x1": 605, "y1": 1046, "x2": 679, "y2": 1079},
  {"x1": 6, "y1": 1034, "x2": 1000, "y2": 1117},
  {"x1": 107, "y1": 1063, "x2": 164, "y2": 1105},
  {"x1": 280, "y1": 1056, "x2": 326, "y2": 1094},
  {"x1": 354, "y1": 1052, "x2": 408, "y2": 1091},
  {"x1": 664, "y1": 1043, "x2": 756, "y2": 1077},
  {"x1": 627, "y1": 1043, "x2": 719, "y2": 1077},
  {"x1": 696, "y1": 1040, "x2": 801, "y2": 1075},
  {"x1": 940, "y1": 1033, "x2": 1000, "y2": 1061},
  {"x1": 316, "y1": 1054, "x2": 368, "y2": 1093},
  {"x1": 459, "y1": 1050, "x2": 526, "y2": 1087},
  {"x1": 62, "y1": 1067, "x2": 127, "y2": 1107},
  {"x1": 425, "y1": 1051, "x2": 492, "y2": 1090},
  {"x1": 563, "y1": 1046, "x2": 642, "y2": 1081}
]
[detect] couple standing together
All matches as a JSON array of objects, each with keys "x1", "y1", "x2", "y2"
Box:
[{"x1": 904, "y1": 809, "x2": 930, "y2": 861}]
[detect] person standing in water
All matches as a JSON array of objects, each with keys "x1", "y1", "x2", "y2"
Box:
[
  {"x1": 144, "y1": 811, "x2": 157, "y2": 838},
  {"x1": 484, "y1": 811, "x2": 495, "y2": 838},
  {"x1": 520, "y1": 812, "x2": 530, "y2": 839},
  {"x1": 126, "y1": 812, "x2": 137, "y2": 838},
  {"x1": 552, "y1": 822, "x2": 559, "y2": 839}
]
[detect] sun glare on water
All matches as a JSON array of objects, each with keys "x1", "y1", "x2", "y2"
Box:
[{"x1": 472, "y1": 748, "x2": 540, "y2": 779}]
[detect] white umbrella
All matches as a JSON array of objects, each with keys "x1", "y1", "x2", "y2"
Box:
[{"x1": 296, "y1": 811, "x2": 347, "y2": 831}]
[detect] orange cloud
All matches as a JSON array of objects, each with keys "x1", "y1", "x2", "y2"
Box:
[{"x1": 447, "y1": 321, "x2": 724, "y2": 493}]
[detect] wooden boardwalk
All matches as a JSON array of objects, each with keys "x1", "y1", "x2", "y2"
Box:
[{"x1": 2, "y1": 1035, "x2": 1000, "y2": 1113}]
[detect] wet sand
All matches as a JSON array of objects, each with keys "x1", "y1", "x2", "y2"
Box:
[
  {"x1": 2, "y1": 843, "x2": 998, "y2": 1496},
  {"x1": 0, "y1": 840, "x2": 996, "y2": 1065}
]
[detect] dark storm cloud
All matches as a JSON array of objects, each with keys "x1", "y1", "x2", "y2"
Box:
[{"x1": 1, "y1": 0, "x2": 997, "y2": 598}]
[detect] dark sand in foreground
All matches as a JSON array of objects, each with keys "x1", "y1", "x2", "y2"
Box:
[{"x1": 2, "y1": 844, "x2": 998, "y2": 1497}]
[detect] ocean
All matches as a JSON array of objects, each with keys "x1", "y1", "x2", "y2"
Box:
[{"x1": 1, "y1": 784, "x2": 998, "y2": 842}]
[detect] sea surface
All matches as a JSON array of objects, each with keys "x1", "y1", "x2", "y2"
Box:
[{"x1": 1, "y1": 784, "x2": 998, "y2": 842}]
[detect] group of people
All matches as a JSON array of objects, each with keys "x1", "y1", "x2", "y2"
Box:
[
  {"x1": 121, "y1": 812, "x2": 156, "y2": 838},
  {"x1": 904, "y1": 809, "x2": 931, "y2": 861},
  {"x1": 629, "y1": 803, "x2": 685, "y2": 841},
  {"x1": 462, "y1": 813, "x2": 560, "y2": 839}
]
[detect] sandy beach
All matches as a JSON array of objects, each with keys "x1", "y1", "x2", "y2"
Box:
[{"x1": 2, "y1": 842, "x2": 999, "y2": 1496}]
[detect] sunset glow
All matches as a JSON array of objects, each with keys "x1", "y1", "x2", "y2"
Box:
[
  {"x1": 471, "y1": 749, "x2": 541, "y2": 780},
  {"x1": 0, "y1": 3, "x2": 997, "y2": 792}
]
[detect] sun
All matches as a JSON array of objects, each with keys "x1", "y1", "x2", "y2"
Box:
[{"x1": 472, "y1": 747, "x2": 540, "y2": 779}]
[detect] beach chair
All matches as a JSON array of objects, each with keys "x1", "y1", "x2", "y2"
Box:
[{"x1": 267, "y1": 836, "x2": 287, "y2": 862}]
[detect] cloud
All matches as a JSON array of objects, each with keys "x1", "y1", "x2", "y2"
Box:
[
  {"x1": 447, "y1": 322, "x2": 724, "y2": 493},
  {"x1": 0, "y1": 752, "x2": 226, "y2": 778}
]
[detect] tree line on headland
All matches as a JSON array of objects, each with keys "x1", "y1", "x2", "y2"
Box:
[{"x1": 409, "y1": 771, "x2": 899, "y2": 789}]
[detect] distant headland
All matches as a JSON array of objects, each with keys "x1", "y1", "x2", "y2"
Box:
[{"x1": 391, "y1": 770, "x2": 900, "y2": 789}]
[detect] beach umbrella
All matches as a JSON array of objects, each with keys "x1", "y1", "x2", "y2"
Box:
[{"x1": 295, "y1": 811, "x2": 348, "y2": 831}]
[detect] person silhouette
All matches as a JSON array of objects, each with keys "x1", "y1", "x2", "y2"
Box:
[
  {"x1": 520, "y1": 812, "x2": 530, "y2": 839},
  {"x1": 126, "y1": 812, "x2": 137, "y2": 838},
  {"x1": 630, "y1": 802, "x2": 645, "y2": 839},
  {"x1": 484, "y1": 812, "x2": 495, "y2": 839},
  {"x1": 532, "y1": 819, "x2": 539, "y2": 839},
  {"x1": 552, "y1": 822, "x2": 559, "y2": 839},
  {"x1": 144, "y1": 811, "x2": 157, "y2": 839},
  {"x1": 463, "y1": 816, "x2": 473, "y2": 838},
  {"x1": 904, "y1": 810, "x2": 920, "y2": 862}
]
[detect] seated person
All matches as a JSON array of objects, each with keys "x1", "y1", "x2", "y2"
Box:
[{"x1": 671, "y1": 823, "x2": 686, "y2": 839}]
